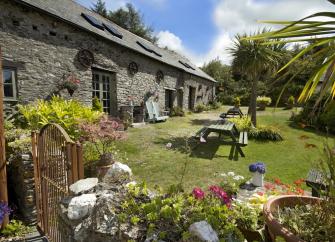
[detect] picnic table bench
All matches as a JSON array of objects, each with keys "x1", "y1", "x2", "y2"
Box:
[
  {"x1": 194, "y1": 120, "x2": 248, "y2": 160},
  {"x1": 220, "y1": 107, "x2": 244, "y2": 119},
  {"x1": 305, "y1": 169, "x2": 328, "y2": 197}
]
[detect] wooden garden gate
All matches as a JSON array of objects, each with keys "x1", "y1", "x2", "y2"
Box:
[{"x1": 32, "y1": 123, "x2": 84, "y2": 242}]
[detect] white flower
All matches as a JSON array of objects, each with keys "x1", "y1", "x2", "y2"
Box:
[
  {"x1": 220, "y1": 173, "x2": 227, "y2": 177},
  {"x1": 233, "y1": 175, "x2": 245, "y2": 181},
  {"x1": 166, "y1": 142, "x2": 172, "y2": 148},
  {"x1": 227, "y1": 172, "x2": 235, "y2": 176}
]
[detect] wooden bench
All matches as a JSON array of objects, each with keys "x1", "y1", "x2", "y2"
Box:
[
  {"x1": 194, "y1": 121, "x2": 248, "y2": 160},
  {"x1": 220, "y1": 107, "x2": 244, "y2": 119},
  {"x1": 305, "y1": 169, "x2": 327, "y2": 197}
]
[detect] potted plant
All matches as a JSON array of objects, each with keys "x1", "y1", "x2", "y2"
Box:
[
  {"x1": 263, "y1": 144, "x2": 335, "y2": 242},
  {"x1": 234, "y1": 96, "x2": 241, "y2": 108},
  {"x1": 60, "y1": 73, "x2": 80, "y2": 96},
  {"x1": 256, "y1": 96, "x2": 271, "y2": 111},
  {"x1": 79, "y1": 115, "x2": 126, "y2": 178},
  {"x1": 249, "y1": 162, "x2": 266, "y2": 187},
  {"x1": 234, "y1": 204, "x2": 265, "y2": 242}
]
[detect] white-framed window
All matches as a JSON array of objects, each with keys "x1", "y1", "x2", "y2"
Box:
[{"x1": 3, "y1": 68, "x2": 17, "y2": 100}]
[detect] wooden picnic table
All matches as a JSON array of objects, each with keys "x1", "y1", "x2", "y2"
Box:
[{"x1": 195, "y1": 120, "x2": 248, "y2": 160}]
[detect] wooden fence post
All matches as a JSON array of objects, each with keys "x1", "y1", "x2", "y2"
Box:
[{"x1": 0, "y1": 46, "x2": 9, "y2": 227}]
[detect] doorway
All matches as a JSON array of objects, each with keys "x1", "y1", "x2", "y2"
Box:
[
  {"x1": 188, "y1": 86, "x2": 196, "y2": 110},
  {"x1": 177, "y1": 89, "x2": 183, "y2": 108},
  {"x1": 165, "y1": 89, "x2": 174, "y2": 113},
  {"x1": 92, "y1": 69, "x2": 117, "y2": 116}
]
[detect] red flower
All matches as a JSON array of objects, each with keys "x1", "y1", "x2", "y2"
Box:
[
  {"x1": 257, "y1": 191, "x2": 264, "y2": 196},
  {"x1": 294, "y1": 179, "x2": 304, "y2": 187},
  {"x1": 264, "y1": 183, "x2": 274, "y2": 190},
  {"x1": 274, "y1": 178, "x2": 282, "y2": 185}
]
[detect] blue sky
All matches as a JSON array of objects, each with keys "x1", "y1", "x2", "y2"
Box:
[{"x1": 77, "y1": 0, "x2": 334, "y2": 66}]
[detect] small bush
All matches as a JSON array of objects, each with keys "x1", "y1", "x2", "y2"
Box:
[
  {"x1": 286, "y1": 96, "x2": 295, "y2": 109},
  {"x1": 256, "y1": 96, "x2": 272, "y2": 110},
  {"x1": 171, "y1": 106, "x2": 185, "y2": 117},
  {"x1": 1, "y1": 220, "x2": 33, "y2": 238},
  {"x1": 92, "y1": 96, "x2": 103, "y2": 112},
  {"x1": 320, "y1": 101, "x2": 335, "y2": 133},
  {"x1": 208, "y1": 100, "x2": 221, "y2": 110},
  {"x1": 230, "y1": 116, "x2": 252, "y2": 131},
  {"x1": 194, "y1": 103, "x2": 209, "y2": 113},
  {"x1": 230, "y1": 117, "x2": 283, "y2": 141},
  {"x1": 249, "y1": 125, "x2": 283, "y2": 141},
  {"x1": 18, "y1": 96, "x2": 103, "y2": 140}
]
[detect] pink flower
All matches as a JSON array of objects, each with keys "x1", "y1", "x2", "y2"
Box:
[
  {"x1": 209, "y1": 185, "x2": 231, "y2": 205},
  {"x1": 192, "y1": 187, "x2": 205, "y2": 200}
]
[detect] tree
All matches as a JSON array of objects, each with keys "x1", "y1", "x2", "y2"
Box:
[
  {"x1": 108, "y1": 3, "x2": 157, "y2": 43},
  {"x1": 91, "y1": 0, "x2": 107, "y2": 18},
  {"x1": 201, "y1": 59, "x2": 233, "y2": 88},
  {"x1": 250, "y1": 0, "x2": 335, "y2": 109},
  {"x1": 228, "y1": 31, "x2": 282, "y2": 126}
]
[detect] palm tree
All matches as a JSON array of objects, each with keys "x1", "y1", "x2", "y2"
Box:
[
  {"x1": 249, "y1": 0, "x2": 335, "y2": 108},
  {"x1": 228, "y1": 31, "x2": 282, "y2": 126}
]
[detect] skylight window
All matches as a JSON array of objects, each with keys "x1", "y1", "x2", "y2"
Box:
[
  {"x1": 136, "y1": 41, "x2": 162, "y2": 57},
  {"x1": 179, "y1": 60, "x2": 195, "y2": 70},
  {"x1": 103, "y1": 23, "x2": 123, "y2": 39},
  {"x1": 81, "y1": 13, "x2": 104, "y2": 30}
]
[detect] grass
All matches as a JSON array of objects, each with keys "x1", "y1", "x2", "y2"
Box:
[{"x1": 113, "y1": 106, "x2": 331, "y2": 191}]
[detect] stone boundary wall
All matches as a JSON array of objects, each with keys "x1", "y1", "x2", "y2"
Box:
[{"x1": 8, "y1": 153, "x2": 37, "y2": 224}]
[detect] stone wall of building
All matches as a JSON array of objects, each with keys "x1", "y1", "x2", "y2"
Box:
[{"x1": 0, "y1": 0, "x2": 215, "y2": 114}]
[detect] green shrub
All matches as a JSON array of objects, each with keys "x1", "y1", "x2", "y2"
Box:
[
  {"x1": 230, "y1": 117, "x2": 283, "y2": 141},
  {"x1": 92, "y1": 96, "x2": 103, "y2": 112},
  {"x1": 286, "y1": 96, "x2": 295, "y2": 109},
  {"x1": 217, "y1": 93, "x2": 234, "y2": 105},
  {"x1": 171, "y1": 106, "x2": 185, "y2": 117},
  {"x1": 320, "y1": 101, "x2": 335, "y2": 133},
  {"x1": 208, "y1": 100, "x2": 221, "y2": 110},
  {"x1": 4, "y1": 120, "x2": 31, "y2": 154},
  {"x1": 256, "y1": 96, "x2": 272, "y2": 110},
  {"x1": 18, "y1": 96, "x2": 103, "y2": 140},
  {"x1": 194, "y1": 103, "x2": 209, "y2": 113},
  {"x1": 249, "y1": 125, "x2": 283, "y2": 141},
  {"x1": 1, "y1": 220, "x2": 34, "y2": 238},
  {"x1": 230, "y1": 116, "x2": 252, "y2": 131}
]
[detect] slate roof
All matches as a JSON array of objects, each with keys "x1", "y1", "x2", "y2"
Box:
[{"x1": 14, "y1": 0, "x2": 216, "y2": 83}]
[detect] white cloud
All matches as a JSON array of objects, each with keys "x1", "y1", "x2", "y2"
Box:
[
  {"x1": 157, "y1": 0, "x2": 334, "y2": 66},
  {"x1": 210, "y1": 0, "x2": 334, "y2": 64}
]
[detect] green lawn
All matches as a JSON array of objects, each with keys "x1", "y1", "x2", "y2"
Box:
[{"x1": 115, "y1": 106, "x2": 330, "y2": 191}]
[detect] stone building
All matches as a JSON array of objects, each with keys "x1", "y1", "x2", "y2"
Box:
[{"x1": 0, "y1": 0, "x2": 216, "y2": 118}]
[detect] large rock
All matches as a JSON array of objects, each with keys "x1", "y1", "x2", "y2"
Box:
[
  {"x1": 102, "y1": 162, "x2": 132, "y2": 184},
  {"x1": 68, "y1": 194, "x2": 97, "y2": 220},
  {"x1": 189, "y1": 221, "x2": 219, "y2": 242},
  {"x1": 69, "y1": 178, "x2": 98, "y2": 195}
]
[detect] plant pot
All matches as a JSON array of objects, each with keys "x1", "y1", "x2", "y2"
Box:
[
  {"x1": 251, "y1": 171, "x2": 264, "y2": 187},
  {"x1": 96, "y1": 153, "x2": 115, "y2": 179},
  {"x1": 263, "y1": 195, "x2": 322, "y2": 242},
  {"x1": 238, "y1": 227, "x2": 265, "y2": 242},
  {"x1": 258, "y1": 103, "x2": 266, "y2": 111},
  {"x1": 96, "y1": 164, "x2": 113, "y2": 179},
  {"x1": 67, "y1": 88, "x2": 75, "y2": 96}
]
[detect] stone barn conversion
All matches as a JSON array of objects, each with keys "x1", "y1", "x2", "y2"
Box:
[{"x1": 0, "y1": 0, "x2": 216, "y2": 120}]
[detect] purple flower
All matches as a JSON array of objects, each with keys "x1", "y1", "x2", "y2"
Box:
[
  {"x1": 249, "y1": 164, "x2": 258, "y2": 172},
  {"x1": 0, "y1": 202, "x2": 11, "y2": 223},
  {"x1": 249, "y1": 162, "x2": 266, "y2": 174},
  {"x1": 209, "y1": 186, "x2": 232, "y2": 205}
]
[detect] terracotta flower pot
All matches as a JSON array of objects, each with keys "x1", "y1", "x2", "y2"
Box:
[{"x1": 263, "y1": 195, "x2": 322, "y2": 242}]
